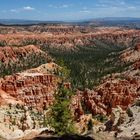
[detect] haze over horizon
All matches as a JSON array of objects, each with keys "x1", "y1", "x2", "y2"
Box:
[{"x1": 0, "y1": 0, "x2": 140, "y2": 21}]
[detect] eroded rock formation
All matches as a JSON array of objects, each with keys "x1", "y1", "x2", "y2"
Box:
[
  {"x1": 82, "y1": 76, "x2": 140, "y2": 115},
  {"x1": 0, "y1": 63, "x2": 59, "y2": 109},
  {"x1": 0, "y1": 27, "x2": 139, "y2": 50},
  {"x1": 70, "y1": 75, "x2": 140, "y2": 120},
  {"x1": 0, "y1": 45, "x2": 48, "y2": 64}
]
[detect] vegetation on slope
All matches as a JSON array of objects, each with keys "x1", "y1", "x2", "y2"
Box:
[
  {"x1": 0, "y1": 52, "x2": 50, "y2": 77},
  {"x1": 43, "y1": 40, "x2": 131, "y2": 89}
]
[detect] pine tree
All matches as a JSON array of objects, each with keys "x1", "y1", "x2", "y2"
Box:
[
  {"x1": 48, "y1": 85, "x2": 76, "y2": 135},
  {"x1": 47, "y1": 61, "x2": 75, "y2": 135}
]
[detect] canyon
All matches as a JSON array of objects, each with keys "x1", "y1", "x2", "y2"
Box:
[{"x1": 0, "y1": 24, "x2": 139, "y2": 140}]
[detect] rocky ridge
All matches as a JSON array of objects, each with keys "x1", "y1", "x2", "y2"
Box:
[{"x1": 0, "y1": 27, "x2": 139, "y2": 50}]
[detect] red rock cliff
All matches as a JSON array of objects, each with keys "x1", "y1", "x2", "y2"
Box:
[{"x1": 0, "y1": 63, "x2": 59, "y2": 110}]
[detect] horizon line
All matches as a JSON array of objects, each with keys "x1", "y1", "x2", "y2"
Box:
[{"x1": 0, "y1": 16, "x2": 140, "y2": 22}]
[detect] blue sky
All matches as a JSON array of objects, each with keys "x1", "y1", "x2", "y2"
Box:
[{"x1": 0, "y1": 0, "x2": 140, "y2": 21}]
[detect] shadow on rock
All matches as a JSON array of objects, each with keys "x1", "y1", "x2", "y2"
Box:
[{"x1": 33, "y1": 134, "x2": 94, "y2": 140}]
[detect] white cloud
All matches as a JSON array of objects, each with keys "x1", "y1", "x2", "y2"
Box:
[
  {"x1": 49, "y1": 4, "x2": 71, "y2": 8},
  {"x1": 61, "y1": 4, "x2": 69, "y2": 8},
  {"x1": 23, "y1": 6, "x2": 35, "y2": 11},
  {"x1": 48, "y1": 4, "x2": 58, "y2": 8},
  {"x1": 80, "y1": 10, "x2": 91, "y2": 13},
  {"x1": 98, "y1": 0, "x2": 126, "y2": 7},
  {"x1": 95, "y1": 4, "x2": 107, "y2": 8},
  {"x1": 127, "y1": 6, "x2": 136, "y2": 10},
  {"x1": 9, "y1": 6, "x2": 35, "y2": 13},
  {"x1": 82, "y1": 7, "x2": 88, "y2": 10},
  {"x1": 120, "y1": 1, "x2": 125, "y2": 5},
  {"x1": 10, "y1": 9, "x2": 18, "y2": 12}
]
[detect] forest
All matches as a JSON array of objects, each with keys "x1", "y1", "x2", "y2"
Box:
[{"x1": 43, "y1": 39, "x2": 132, "y2": 89}]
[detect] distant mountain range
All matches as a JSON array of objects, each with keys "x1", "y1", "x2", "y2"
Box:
[
  {"x1": 0, "y1": 17, "x2": 140, "y2": 28},
  {"x1": 0, "y1": 19, "x2": 66, "y2": 25}
]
